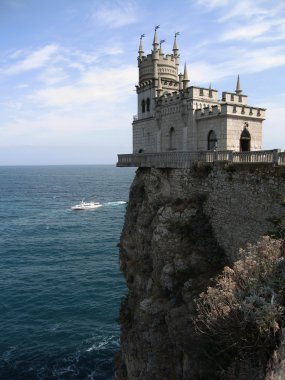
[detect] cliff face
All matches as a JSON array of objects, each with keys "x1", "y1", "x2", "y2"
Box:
[{"x1": 115, "y1": 164, "x2": 285, "y2": 380}]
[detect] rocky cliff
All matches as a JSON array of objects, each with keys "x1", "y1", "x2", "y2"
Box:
[{"x1": 115, "y1": 163, "x2": 285, "y2": 379}]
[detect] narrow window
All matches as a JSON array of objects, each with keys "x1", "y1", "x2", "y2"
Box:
[
  {"x1": 146, "y1": 98, "x2": 150, "y2": 112},
  {"x1": 208, "y1": 130, "x2": 217, "y2": 150},
  {"x1": 142, "y1": 99, "x2": 146, "y2": 113},
  {"x1": 169, "y1": 127, "x2": 176, "y2": 150}
]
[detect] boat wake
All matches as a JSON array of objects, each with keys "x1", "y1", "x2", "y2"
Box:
[{"x1": 103, "y1": 201, "x2": 127, "y2": 207}]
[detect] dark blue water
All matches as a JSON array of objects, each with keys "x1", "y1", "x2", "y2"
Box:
[{"x1": 0, "y1": 165, "x2": 135, "y2": 380}]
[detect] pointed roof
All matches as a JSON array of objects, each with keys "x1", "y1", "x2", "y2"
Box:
[
  {"x1": 235, "y1": 74, "x2": 242, "y2": 94},
  {"x1": 153, "y1": 31, "x2": 159, "y2": 46},
  {"x1": 138, "y1": 35, "x2": 144, "y2": 54},
  {"x1": 153, "y1": 25, "x2": 159, "y2": 47},
  {"x1": 183, "y1": 63, "x2": 189, "y2": 81},
  {"x1": 173, "y1": 32, "x2": 179, "y2": 52},
  {"x1": 159, "y1": 40, "x2": 165, "y2": 55}
]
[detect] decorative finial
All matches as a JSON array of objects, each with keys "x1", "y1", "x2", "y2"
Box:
[
  {"x1": 173, "y1": 32, "x2": 179, "y2": 54},
  {"x1": 236, "y1": 74, "x2": 242, "y2": 95},
  {"x1": 153, "y1": 26, "x2": 159, "y2": 47},
  {"x1": 138, "y1": 34, "x2": 145, "y2": 57}
]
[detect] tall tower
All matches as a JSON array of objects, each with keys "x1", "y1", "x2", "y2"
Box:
[{"x1": 136, "y1": 27, "x2": 180, "y2": 120}]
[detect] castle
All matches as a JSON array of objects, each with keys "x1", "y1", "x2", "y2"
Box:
[{"x1": 117, "y1": 28, "x2": 272, "y2": 168}]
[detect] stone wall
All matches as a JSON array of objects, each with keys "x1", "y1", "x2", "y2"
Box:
[{"x1": 115, "y1": 163, "x2": 285, "y2": 379}]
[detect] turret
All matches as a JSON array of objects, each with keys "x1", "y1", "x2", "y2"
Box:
[
  {"x1": 235, "y1": 74, "x2": 242, "y2": 95},
  {"x1": 152, "y1": 26, "x2": 160, "y2": 87},
  {"x1": 183, "y1": 63, "x2": 189, "y2": 91},
  {"x1": 138, "y1": 34, "x2": 145, "y2": 62},
  {"x1": 173, "y1": 32, "x2": 180, "y2": 72}
]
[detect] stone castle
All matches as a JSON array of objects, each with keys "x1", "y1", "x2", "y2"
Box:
[
  {"x1": 117, "y1": 28, "x2": 285, "y2": 168},
  {"x1": 134, "y1": 28, "x2": 265, "y2": 154}
]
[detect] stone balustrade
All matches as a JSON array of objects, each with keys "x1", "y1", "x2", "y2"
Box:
[{"x1": 117, "y1": 149, "x2": 284, "y2": 168}]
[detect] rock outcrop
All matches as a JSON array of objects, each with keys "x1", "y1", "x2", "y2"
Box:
[{"x1": 115, "y1": 164, "x2": 285, "y2": 379}]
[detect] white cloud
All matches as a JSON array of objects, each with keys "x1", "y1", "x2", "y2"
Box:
[
  {"x1": 3, "y1": 44, "x2": 59, "y2": 75},
  {"x1": 36, "y1": 66, "x2": 68, "y2": 86},
  {"x1": 1, "y1": 100, "x2": 23, "y2": 111},
  {"x1": 220, "y1": 23, "x2": 271, "y2": 41},
  {"x1": 29, "y1": 65, "x2": 137, "y2": 107},
  {"x1": 189, "y1": 45, "x2": 285, "y2": 85},
  {"x1": 16, "y1": 83, "x2": 29, "y2": 89},
  {"x1": 93, "y1": 0, "x2": 138, "y2": 28},
  {"x1": 218, "y1": 0, "x2": 269, "y2": 22}
]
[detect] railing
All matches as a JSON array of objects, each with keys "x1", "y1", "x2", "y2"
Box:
[{"x1": 117, "y1": 149, "x2": 285, "y2": 168}]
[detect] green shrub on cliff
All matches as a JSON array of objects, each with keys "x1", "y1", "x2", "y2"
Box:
[{"x1": 194, "y1": 236, "x2": 285, "y2": 377}]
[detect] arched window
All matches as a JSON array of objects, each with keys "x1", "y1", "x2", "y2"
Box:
[
  {"x1": 240, "y1": 128, "x2": 251, "y2": 152},
  {"x1": 141, "y1": 99, "x2": 146, "y2": 113},
  {"x1": 146, "y1": 98, "x2": 150, "y2": 112},
  {"x1": 169, "y1": 127, "x2": 176, "y2": 150},
  {"x1": 208, "y1": 130, "x2": 217, "y2": 150}
]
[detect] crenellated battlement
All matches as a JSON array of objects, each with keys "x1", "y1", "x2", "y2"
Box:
[
  {"x1": 187, "y1": 86, "x2": 219, "y2": 101},
  {"x1": 222, "y1": 92, "x2": 248, "y2": 105},
  {"x1": 196, "y1": 103, "x2": 266, "y2": 119},
  {"x1": 138, "y1": 53, "x2": 178, "y2": 84}
]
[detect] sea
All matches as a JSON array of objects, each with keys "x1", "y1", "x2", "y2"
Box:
[{"x1": 0, "y1": 165, "x2": 136, "y2": 380}]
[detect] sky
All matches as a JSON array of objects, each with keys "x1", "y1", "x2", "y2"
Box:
[{"x1": 0, "y1": 0, "x2": 285, "y2": 165}]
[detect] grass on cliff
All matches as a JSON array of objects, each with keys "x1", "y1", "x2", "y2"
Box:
[{"x1": 194, "y1": 236, "x2": 285, "y2": 378}]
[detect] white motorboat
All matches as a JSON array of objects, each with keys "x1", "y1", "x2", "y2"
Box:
[{"x1": 71, "y1": 201, "x2": 102, "y2": 211}]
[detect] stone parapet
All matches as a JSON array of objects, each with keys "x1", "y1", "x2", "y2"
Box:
[
  {"x1": 117, "y1": 149, "x2": 283, "y2": 168},
  {"x1": 196, "y1": 103, "x2": 266, "y2": 120}
]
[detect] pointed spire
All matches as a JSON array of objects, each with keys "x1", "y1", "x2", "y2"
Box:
[
  {"x1": 173, "y1": 32, "x2": 179, "y2": 56},
  {"x1": 153, "y1": 25, "x2": 159, "y2": 49},
  {"x1": 159, "y1": 40, "x2": 165, "y2": 55},
  {"x1": 209, "y1": 83, "x2": 212, "y2": 90},
  {"x1": 138, "y1": 34, "x2": 145, "y2": 59},
  {"x1": 183, "y1": 63, "x2": 189, "y2": 81},
  {"x1": 235, "y1": 74, "x2": 242, "y2": 94},
  {"x1": 183, "y1": 63, "x2": 190, "y2": 91}
]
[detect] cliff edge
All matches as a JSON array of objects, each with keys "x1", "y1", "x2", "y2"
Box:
[{"x1": 115, "y1": 164, "x2": 285, "y2": 379}]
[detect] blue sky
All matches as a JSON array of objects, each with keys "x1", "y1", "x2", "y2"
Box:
[{"x1": 0, "y1": 0, "x2": 285, "y2": 165}]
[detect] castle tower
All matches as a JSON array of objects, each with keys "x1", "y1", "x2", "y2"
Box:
[{"x1": 136, "y1": 27, "x2": 180, "y2": 121}]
